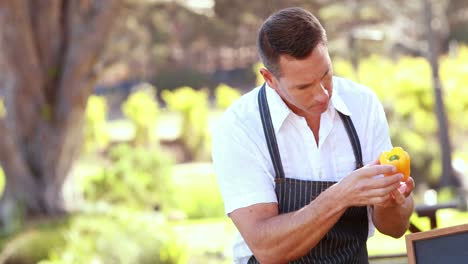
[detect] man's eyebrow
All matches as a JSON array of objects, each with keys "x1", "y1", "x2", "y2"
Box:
[{"x1": 293, "y1": 68, "x2": 330, "y2": 90}]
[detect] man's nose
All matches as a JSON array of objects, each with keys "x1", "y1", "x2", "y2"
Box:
[{"x1": 315, "y1": 83, "x2": 330, "y2": 102}]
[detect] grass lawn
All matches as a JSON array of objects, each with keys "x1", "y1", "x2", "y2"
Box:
[{"x1": 169, "y1": 218, "x2": 236, "y2": 264}]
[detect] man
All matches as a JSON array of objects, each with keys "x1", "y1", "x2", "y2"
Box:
[{"x1": 212, "y1": 7, "x2": 414, "y2": 264}]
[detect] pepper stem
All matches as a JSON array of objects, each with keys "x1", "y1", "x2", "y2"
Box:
[{"x1": 389, "y1": 155, "x2": 400, "y2": 161}]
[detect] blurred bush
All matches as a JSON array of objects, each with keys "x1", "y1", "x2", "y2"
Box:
[
  {"x1": 333, "y1": 46, "x2": 468, "y2": 187},
  {"x1": 169, "y1": 164, "x2": 224, "y2": 219},
  {"x1": 122, "y1": 83, "x2": 159, "y2": 146},
  {"x1": 78, "y1": 143, "x2": 173, "y2": 210},
  {"x1": 0, "y1": 210, "x2": 185, "y2": 264},
  {"x1": 84, "y1": 95, "x2": 109, "y2": 153},
  {"x1": 215, "y1": 83, "x2": 241, "y2": 109},
  {"x1": 0, "y1": 228, "x2": 65, "y2": 263},
  {"x1": 162, "y1": 87, "x2": 210, "y2": 161},
  {"x1": 39, "y1": 211, "x2": 186, "y2": 264}
]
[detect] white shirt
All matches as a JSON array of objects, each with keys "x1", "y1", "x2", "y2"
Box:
[{"x1": 212, "y1": 76, "x2": 392, "y2": 264}]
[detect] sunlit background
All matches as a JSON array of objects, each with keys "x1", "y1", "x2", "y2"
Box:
[{"x1": 0, "y1": 0, "x2": 468, "y2": 263}]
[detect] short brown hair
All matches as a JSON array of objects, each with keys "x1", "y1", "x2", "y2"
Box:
[{"x1": 257, "y1": 7, "x2": 327, "y2": 77}]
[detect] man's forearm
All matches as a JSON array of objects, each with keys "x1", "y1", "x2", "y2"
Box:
[
  {"x1": 372, "y1": 196, "x2": 414, "y2": 238},
  {"x1": 249, "y1": 186, "x2": 347, "y2": 263}
]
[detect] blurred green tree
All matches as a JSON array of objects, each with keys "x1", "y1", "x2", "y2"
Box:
[
  {"x1": 162, "y1": 87, "x2": 210, "y2": 161},
  {"x1": 215, "y1": 83, "x2": 241, "y2": 109},
  {"x1": 78, "y1": 143, "x2": 173, "y2": 210},
  {"x1": 333, "y1": 46, "x2": 468, "y2": 189},
  {"x1": 84, "y1": 95, "x2": 109, "y2": 153},
  {"x1": 122, "y1": 83, "x2": 159, "y2": 146},
  {"x1": 0, "y1": 1, "x2": 120, "y2": 228}
]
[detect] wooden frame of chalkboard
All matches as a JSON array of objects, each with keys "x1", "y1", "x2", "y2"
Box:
[{"x1": 405, "y1": 223, "x2": 468, "y2": 264}]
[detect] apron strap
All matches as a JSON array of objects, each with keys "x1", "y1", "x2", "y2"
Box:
[
  {"x1": 257, "y1": 83, "x2": 364, "y2": 179},
  {"x1": 338, "y1": 112, "x2": 363, "y2": 169},
  {"x1": 258, "y1": 83, "x2": 286, "y2": 179}
]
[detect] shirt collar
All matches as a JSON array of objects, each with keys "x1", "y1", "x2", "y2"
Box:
[
  {"x1": 264, "y1": 78, "x2": 352, "y2": 134},
  {"x1": 265, "y1": 83, "x2": 291, "y2": 134},
  {"x1": 331, "y1": 85, "x2": 352, "y2": 116}
]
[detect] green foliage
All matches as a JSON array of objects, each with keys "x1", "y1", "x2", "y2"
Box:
[
  {"x1": 169, "y1": 164, "x2": 224, "y2": 219},
  {"x1": 333, "y1": 47, "x2": 468, "y2": 186},
  {"x1": 36, "y1": 211, "x2": 186, "y2": 264},
  {"x1": 441, "y1": 46, "x2": 468, "y2": 132},
  {"x1": 84, "y1": 96, "x2": 109, "y2": 153},
  {"x1": 215, "y1": 83, "x2": 241, "y2": 109},
  {"x1": 0, "y1": 229, "x2": 65, "y2": 263},
  {"x1": 122, "y1": 83, "x2": 159, "y2": 146},
  {"x1": 162, "y1": 87, "x2": 210, "y2": 161},
  {"x1": 78, "y1": 144, "x2": 173, "y2": 210}
]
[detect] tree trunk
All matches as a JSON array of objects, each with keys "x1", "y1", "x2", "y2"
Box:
[
  {"x1": 0, "y1": 0, "x2": 120, "y2": 228},
  {"x1": 422, "y1": 0, "x2": 458, "y2": 189}
]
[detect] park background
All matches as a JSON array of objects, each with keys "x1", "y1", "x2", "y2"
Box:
[{"x1": 0, "y1": 0, "x2": 468, "y2": 263}]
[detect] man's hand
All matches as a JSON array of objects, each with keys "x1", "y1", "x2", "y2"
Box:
[
  {"x1": 366, "y1": 158, "x2": 415, "y2": 238},
  {"x1": 375, "y1": 177, "x2": 415, "y2": 208},
  {"x1": 334, "y1": 161, "x2": 402, "y2": 208},
  {"x1": 334, "y1": 159, "x2": 415, "y2": 238}
]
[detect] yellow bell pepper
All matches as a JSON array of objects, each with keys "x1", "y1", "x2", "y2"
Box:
[{"x1": 379, "y1": 147, "x2": 411, "y2": 181}]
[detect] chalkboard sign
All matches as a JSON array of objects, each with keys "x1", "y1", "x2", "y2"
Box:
[{"x1": 405, "y1": 223, "x2": 468, "y2": 264}]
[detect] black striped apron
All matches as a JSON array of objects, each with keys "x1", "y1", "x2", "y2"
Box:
[{"x1": 248, "y1": 84, "x2": 369, "y2": 264}]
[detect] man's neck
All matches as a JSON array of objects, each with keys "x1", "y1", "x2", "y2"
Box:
[{"x1": 274, "y1": 90, "x2": 323, "y2": 146}]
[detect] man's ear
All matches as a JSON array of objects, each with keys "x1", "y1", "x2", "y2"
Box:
[{"x1": 259, "y1": 68, "x2": 277, "y2": 89}]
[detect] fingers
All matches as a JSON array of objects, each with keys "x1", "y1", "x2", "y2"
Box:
[
  {"x1": 355, "y1": 164, "x2": 396, "y2": 179},
  {"x1": 341, "y1": 168, "x2": 408, "y2": 207},
  {"x1": 366, "y1": 159, "x2": 380, "y2": 166},
  {"x1": 371, "y1": 173, "x2": 403, "y2": 188},
  {"x1": 398, "y1": 183, "x2": 407, "y2": 194},
  {"x1": 364, "y1": 181, "x2": 401, "y2": 198},
  {"x1": 401, "y1": 177, "x2": 415, "y2": 197},
  {"x1": 391, "y1": 189, "x2": 406, "y2": 205},
  {"x1": 350, "y1": 179, "x2": 401, "y2": 206},
  {"x1": 375, "y1": 189, "x2": 406, "y2": 208},
  {"x1": 405, "y1": 177, "x2": 415, "y2": 190},
  {"x1": 368, "y1": 194, "x2": 391, "y2": 205}
]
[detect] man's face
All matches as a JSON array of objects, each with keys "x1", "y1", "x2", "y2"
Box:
[{"x1": 263, "y1": 43, "x2": 333, "y2": 117}]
